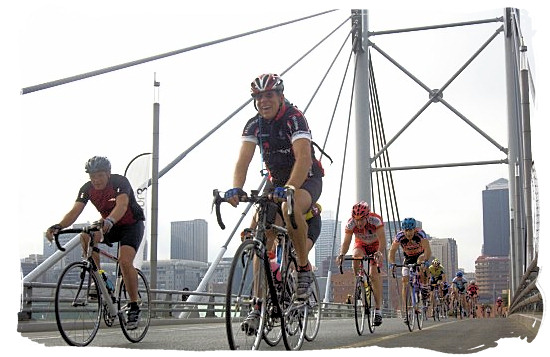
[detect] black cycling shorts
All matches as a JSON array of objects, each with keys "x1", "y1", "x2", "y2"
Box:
[{"x1": 104, "y1": 220, "x2": 145, "y2": 252}]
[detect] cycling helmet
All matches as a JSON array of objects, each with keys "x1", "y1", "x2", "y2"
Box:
[
  {"x1": 456, "y1": 271, "x2": 463, "y2": 277},
  {"x1": 352, "y1": 201, "x2": 370, "y2": 219},
  {"x1": 251, "y1": 73, "x2": 284, "y2": 97},
  {"x1": 85, "y1": 156, "x2": 111, "y2": 173},
  {"x1": 401, "y1": 217, "x2": 416, "y2": 230},
  {"x1": 470, "y1": 280, "x2": 476, "y2": 285},
  {"x1": 433, "y1": 258, "x2": 440, "y2": 266}
]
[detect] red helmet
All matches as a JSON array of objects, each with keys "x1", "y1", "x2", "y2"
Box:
[
  {"x1": 251, "y1": 74, "x2": 284, "y2": 97},
  {"x1": 352, "y1": 201, "x2": 370, "y2": 219}
]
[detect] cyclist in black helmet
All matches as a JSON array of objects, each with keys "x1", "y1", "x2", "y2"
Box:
[
  {"x1": 45, "y1": 156, "x2": 145, "y2": 330},
  {"x1": 225, "y1": 73, "x2": 324, "y2": 333}
]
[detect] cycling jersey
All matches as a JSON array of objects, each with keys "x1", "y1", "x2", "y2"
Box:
[
  {"x1": 452, "y1": 277, "x2": 468, "y2": 292},
  {"x1": 393, "y1": 228, "x2": 428, "y2": 262},
  {"x1": 242, "y1": 99, "x2": 324, "y2": 187},
  {"x1": 467, "y1": 284, "x2": 479, "y2": 296},
  {"x1": 76, "y1": 174, "x2": 145, "y2": 225},
  {"x1": 345, "y1": 212, "x2": 384, "y2": 246},
  {"x1": 428, "y1": 265, "x2": 445, "y2": 278}
]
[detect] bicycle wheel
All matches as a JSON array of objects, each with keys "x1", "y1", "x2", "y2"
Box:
[
  {"x1": 304, "y1": 274, "x2": 321, "y2": 341},
  {"x1": 281, "y1": 257, "x2": 307, "y2": 350},
  {"x1": 226, "y1": 240, "x2": 268, "y2": 350},
  {"x1": 404, "y1": 283, "x2": 414, "y2": 332},
  {"x1": 119, "y1": 268, "x2": 151, "y2": 342},
  {"x1": 366, "y1": 280, "x2": 375, "y2": 333},
  {"x1": 55, "y1": 261, "x2": 101, "y2": 346},
  {"x1": 354, "y1": 277, "x2": 366, "y2": 335},
  {"x1": 416, "y1": 290, "x2": 424, "y2": 330}
]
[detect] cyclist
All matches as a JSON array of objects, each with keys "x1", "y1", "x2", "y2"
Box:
[
  {"x1": 388, "y1": 217, "x2": 432, "y2": 323},
  {"x1": 441, "y1": 280, "x2": 452, "y2": 313},
  {"x1": 44, "y1": 156, "x2": 145, "y2": 330},
  {"x1": 225, "y1": 73, "x2": 324, "y2": 306},
  {"x1": 428, "y1": 258, "x2": 446, "y2": 313},
  {"x1": 495, "y1": 296, "x2": 504, "y2": 317},
  {"x1": 336, "y1": 201, "x2": 386, "y2": 326},
  {"x1": 467, "y1": 280, "x2": 479, "y2": 317},
  {"x1": 452, "y1": 271, "x2": 468, "y2": 317}
]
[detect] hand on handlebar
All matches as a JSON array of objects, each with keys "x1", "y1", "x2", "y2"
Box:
[
  {"x1": 224, "y1": 188, "x2": 247, "y2": 207},
  {"x1": 45, "y1": 224, "x2": 62, "y2": 242}
]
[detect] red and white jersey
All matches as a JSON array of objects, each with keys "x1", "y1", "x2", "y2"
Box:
[{"x1": 345, "y1": 212, "x2": 384, "y2": 245}]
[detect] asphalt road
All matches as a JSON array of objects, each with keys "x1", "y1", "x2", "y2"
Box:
[{"x1": 19, "y1": 314, "x2": 541, "y2": 353}]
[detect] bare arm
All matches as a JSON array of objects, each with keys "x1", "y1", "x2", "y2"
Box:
[
  {"x1": 388, "y1": 241, "x2": 399, "y2": 265},
  {"x1": 376, "y1": 226, "x2": 386, "y2": 261},
  {"x1": 286, "y1": 138, "x2": 312, "y2": 189},
  {"x1": 418, "y1": 239, "x2": 432, "y2": 263},
  {"x1": 232, "y1": 141, "x2": 256, "y2": 189},
  {"x1": 107, "y1": 193, "x2": 129, "y2": 223},
  {"x1": 336, "y1": 231, "x2": 353, "y2": 264},
  {"x1": 45, "y1": 201, "x2": 86, "y2": 241}
]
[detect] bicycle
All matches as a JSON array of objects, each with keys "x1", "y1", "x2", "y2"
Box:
[
  {"x1": 469, "y1": 294, "x2": 478, "y2": 318},
  {"x1": 392, "y1": 263, "x2": 424, "y2": 332},
  {"x1": 431, "y1": 283, "x2": 442, "y2": 321},
  {"x1": 213, "y1": 188, "x2": 309, "y2": 351},
  {"x1": 454, "y1": 290, "x2": 466, "y2": 319},
  {"x1": 339, "y1": 255, "x2": 379, "y2": 335},
  {"x1": 52, "y1": 221, "x2": 151, "y2": 346}
]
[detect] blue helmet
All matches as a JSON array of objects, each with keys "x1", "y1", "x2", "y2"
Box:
[
  {"x1": 456, "y1": 271, "x2": 463, "y2": 277},
  {"x1": 401, "y1": 217, "x2": 416, "y2": 230}
]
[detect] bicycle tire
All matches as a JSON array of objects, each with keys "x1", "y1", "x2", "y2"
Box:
[
  {"x1": 262, "y1": 271, "x2": 282, "y2": 347},
  {"x1": 354, "y1": 277, "x2": 366, "y2": 335},
  {"x1": 119, "y1": 268, "x2": 151, "y2": 343},
  {"x1": 225, "y1": 240, "x2": 267, "y2": 350},
  {"x1": 404, "y1": 283, "x2": 414, "y2": 332},
  {"x1": 304, "y1": 274, "x2": 321, "y2": 341},
  {"x1": 281, "y1": 257, "x2": 307, "y2": 350},
  {"x1": 366, "y1": 279, "x2": 375, "y2": 333},
  {"x1": 416, "y1": 289, "x2": 424, "y2": 330},
  {"x1": 55, "y1": 261, "x2": 101, "y2": 346}
]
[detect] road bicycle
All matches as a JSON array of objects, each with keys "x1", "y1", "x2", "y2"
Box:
[
  {"x1": 213, "y1": 188, "x2": 310, "y2": 351},
  {"x1": 339, "y1": 255, "x2": 379, "y2": 335},
  {"x1": 53, "y1": 222, "x2": 151, "y2": 346},
  {"x1": 453, "y1": 290, "x2": 467, "y2": 319},
  {"x1": 469, "y1": 294, "x2": 478, "y2": 318},
  {"x1": 393, "y1": 263, "x2": 424, "y2": 332},
  {"x1": 430, "y1": 282, "x2": 443, "y2": 321}
]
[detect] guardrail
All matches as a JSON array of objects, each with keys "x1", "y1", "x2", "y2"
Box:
[
  {"x1": 508, "y1": 254, "x2": 542, "y2": 315},
  {"x1": 18, "y1": 281, "x2": 397, "y2": 332}
]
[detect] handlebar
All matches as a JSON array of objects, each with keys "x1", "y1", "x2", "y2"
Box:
[
  {"x1": 53, "y1": 221, "x2": 108, "y2": 252},
  {"x1": 212, "y1": 188, "x2": 297, "y2": 230},
  {"x1": 390, "y1": 262, "x2": 422, "y2": 278},
  {"x1": 338, "y1": 255, "x2": 380, "y2": 274}
]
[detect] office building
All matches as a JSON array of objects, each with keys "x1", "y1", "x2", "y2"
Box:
[
  {"x1": 482, "y1": 178, "x2": 510, "y2": 256},
  {"x1": 429, "y1": 237, "x2": 458, "y2": 279},
  {"x1": 171, "y1": 219, "x2": 208, "y2": 263},
  {"x1": 315, "y1": 211, "x2": 341, "y2": 276}
]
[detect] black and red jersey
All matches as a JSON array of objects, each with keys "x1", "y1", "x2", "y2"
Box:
[
  {"x1": 76, "y1": 174, "x2": 145, "y2": 226},
  {"x1": 242, "y1": 99, "x2": 324, "y2": 187}
]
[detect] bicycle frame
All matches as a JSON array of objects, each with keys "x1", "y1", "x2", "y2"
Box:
[{"x1": 393, "y1": 263, "x2": 423, "y2": 331}]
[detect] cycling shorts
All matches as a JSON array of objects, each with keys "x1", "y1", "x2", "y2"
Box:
[
  {"x1": 353, "y1": 241, "x2": 380, "y2": 265},
  {"x1": 104, "y1": 220, "x2": 145, "y2": 252}
]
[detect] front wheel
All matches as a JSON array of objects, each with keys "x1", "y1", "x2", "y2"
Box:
[
  {"x1": 55, "y1": 261, "x2": 101, "y2": 346},
  {"x1": 304, "y1": 274, "x2": 321, "y2": 341},
  {"x1": 416, "y1": 289, "x2": 424, "y2": 330},
  {"x1": 354, "y1": 277, "x2": 367, "y2": 335},
  {"x1": 119, "y1": 268, "x2": 151, "y2": 342},
  {"x1": 281, "y1": 257, "x2": 307, "y2": 350},
  {"x1": 225, "y1": 240, "x2": 267, "y2": 350}
]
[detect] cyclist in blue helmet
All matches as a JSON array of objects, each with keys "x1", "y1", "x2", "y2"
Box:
[
  {"x1": 388, "y1": 217, "x2": 432, "y2": 323},
  {"x1": 45, "y1": 156, "x2": 146, "y2": 330},
  {"x1": 452, "y1": 270, "x2": 468, "y2": 317}
]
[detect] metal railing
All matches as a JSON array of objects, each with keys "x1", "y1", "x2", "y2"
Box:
[{"x1": 508, "y1": 254, "x2": 543, "y2": 315}]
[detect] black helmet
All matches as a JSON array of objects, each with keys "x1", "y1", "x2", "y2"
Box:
[{"x1": 85, "y1": 156, "x2": 111, "y2": 173}]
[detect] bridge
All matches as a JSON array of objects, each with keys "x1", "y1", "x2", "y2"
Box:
[{"x1": 16, "y1": 6, "x2": 544, "y2": 353}]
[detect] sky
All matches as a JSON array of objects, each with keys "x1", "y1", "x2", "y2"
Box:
[{"x1": 6, "y1": 0, "x2": 549, "y2": 355}]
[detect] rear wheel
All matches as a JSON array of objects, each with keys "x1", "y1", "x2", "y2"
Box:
[
  {"x1": 281, "y1": 257, "x2": 307, "y2": 350},
  {"x1": 304, "y1": 274, "x2": 321, "y2": 341},
  {"x1": 55, "y1": 262, "x2": 101, "y2": 346},
  {"x1": 366, "y1": 280, "x2": 375, "y2": 333},
  {"x1": 119, "y1": 269, "x2": 151, "y2": 343}
]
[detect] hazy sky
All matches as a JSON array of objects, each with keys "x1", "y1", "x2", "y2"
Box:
[{"x1": 7, "y1": 0, "x2": 548, "y2": 354}]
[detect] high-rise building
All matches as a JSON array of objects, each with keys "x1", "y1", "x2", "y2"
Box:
[
  {"x1": 482, "y1": 178, "x2": 510, "y2": 256},
  {"x1": 429, "y1": 238, "x2": 458, "y2": 279},
  {"x1": 475, "y1": 255, "x2": 510, "y2": 303},
  {"x1": 315, "y1": 210, "x2": 341, "y2": 276},
  {"x1": 171, "y1": 219, "x2": 208, "y2": 262}
]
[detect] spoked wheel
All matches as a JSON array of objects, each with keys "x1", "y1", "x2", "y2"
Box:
[
  {"x1": 366, "y1": 281, "x2": 375, "y2": 333},
  {"x1": 416, "y1": 291, "x2": 424, "y2": 330},
  {"x1": 404, "y1": 284, "x2": 414, "y2": 332},
  {"x1": 225, "y1": 240, "x2": 267, "y2": 350},
  {"x1": 304, "y1": 274, "x2": 321, "y2": 341},
  {"x1": 281, "y1": 258, "x2": 307, "y2": 350},
  {"x1": 118, "y1": 269, "x2": 151, "y2": 343},
  {"x1": 55, "y1": 261, "x2": 101, "y2": 346},
  {"x1": 354, "y1": 277, "x2": 367, "y2": 335}
]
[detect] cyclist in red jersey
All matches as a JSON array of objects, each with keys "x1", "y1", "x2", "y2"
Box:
[
  {"x1": 45, "y1": 156, "x2": 145, "y2": 330},
  {"x1": 467, "y1": 280, "x2": 479, "y2": 317},
  {"x1": 336, "y1": 201, "x2": 386, "y2": 326}
]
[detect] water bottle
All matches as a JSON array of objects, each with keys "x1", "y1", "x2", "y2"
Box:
[
  {"x1": 99, "y1": 269, "x2": 114, "y2": 294},
  {"x1": 270, "y1": 259, "x2": 282, "y2": 284}
]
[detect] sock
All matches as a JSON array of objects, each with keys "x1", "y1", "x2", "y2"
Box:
[{"x1": 297, "y1": 263, "x2": 311, "y2": 272}]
